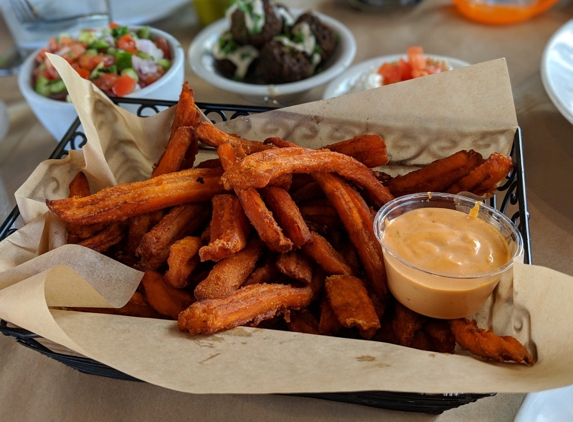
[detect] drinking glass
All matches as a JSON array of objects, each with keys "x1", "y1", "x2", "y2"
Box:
[{"x1": 0, "y1": 0, "x2": 111, "y2": 58}]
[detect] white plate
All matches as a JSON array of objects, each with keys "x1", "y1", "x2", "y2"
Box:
[
  {"x1": 514, "y1": 384, "x2": 573, "y2": 421},
  {"x1": 110, "y1": 0, "x2": 189, "y2": 25},
  {"x1": 541, "y1": 19, "x2": 573, "y2": 125},
  {"x1": 187, "y1": 11, "x2": 356, "y2": 104},
  {"x1": 323, "y1": 54, "x2": 470, "y2": 99}
]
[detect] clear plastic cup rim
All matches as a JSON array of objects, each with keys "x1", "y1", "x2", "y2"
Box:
[{"x1": 373, "y1": 192, "x2": 524, "y2": 281}]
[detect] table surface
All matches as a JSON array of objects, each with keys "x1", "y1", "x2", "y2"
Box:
[{"x1": 1, "y1": 0, "x2": 573, "y2": 420}]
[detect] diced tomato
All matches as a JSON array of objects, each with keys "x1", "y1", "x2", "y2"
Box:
[
  {"x1": 93, "y1": 73, "x2": 120, "y2": 91},
  {"x1": 377, "y1": 62, "x2": 401, "y2": 85},
  {"x1": 48, "y1": 37, "x2": 58, "y2": 51},
  {"x1": 112, "y1": 74, "x2": 136, "y2": 97},
  {"x1": 117, "y1": 34, "x2": 137, "y2": 54},
  {"x1": 154, "y1": 37, "x2": 171, "y2": 60},
  {"x1": 61, "y1": 42, "x2": 87, "y2": 63},
  {"x1": 75, "y1": 68, "x2": 90, "y2": 79},
  {"x1": 78, "y1": 53, "x2": 104, "y2": 71},
  {"x1": 44, "y1": 59, "x2": 60, "y2": 80},
  {"x1": 35, "y1": 48, "x2": 51, "y2": 63},
  {"x1": 397, "y1": 58, "x2": 413, "y2": 82},
  {"x1": 139, "y1": 67, "x2": 165, "y2": 87},
  {"x1": 407, "y1": 46, "x2": 426, "y2": 71},
  {"x1": 109, "y1": 22, "x2": 121, "y2": 29}
]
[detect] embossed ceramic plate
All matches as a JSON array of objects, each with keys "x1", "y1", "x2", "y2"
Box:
[{"x1": 541, "y1": 19, "x2": 573, "y2": 125}]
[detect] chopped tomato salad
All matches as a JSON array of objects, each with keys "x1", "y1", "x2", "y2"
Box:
[
  {"x1": 33, "y1": 24, "x2": 172, "y2": 101},
  {"x1": 377, "y1": 46, "x2": 450, "y2": 85}
]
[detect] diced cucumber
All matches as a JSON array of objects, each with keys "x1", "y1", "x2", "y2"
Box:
[
  {"x1": 78, "y1": 30, "x2": 97, "y2": 46},
  {"x1": 49, "y1": 79, "x2": 67, "y2": 94},
  {"x1": 90, "y1": 62, "x2": 104, "y2": 79},
  {"x1": 137, "y1": 51, "x2": 152, "y2": 59},
  {"x1": 85, "y1": 48, "x2": 98, "y2": 56},
  {"x1": 115, "y1": 52, "x2": 133, "y2": 71},
  {"x1": 35, "y1": 75, "x2": 51, "y2": 97},
  {"x1": 121, "y1": 67, "x2": 139, "y2": 82},
  {"x1": 111, "y1": 26, "x2": 129, "y2": 38},
  {"x1": 137, "y1": 27, "x2": 151, "y2": 39},
  {"x1": 157, "y1": 58, "x2": 171, "y2": 71},
  {"x1": 90, "y1": 39, "x2": 110, "y2": 50}
]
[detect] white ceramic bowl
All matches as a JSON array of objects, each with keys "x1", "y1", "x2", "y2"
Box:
[
  {"x1": 188, "y1": 11, "x2": 357, "y2": 105},
  {"x1": 18, "y1": 26, "x2": 184, "y2": 141},
  {"x1": 323, "y1": 54, "x2": 470, "y2": 99}
]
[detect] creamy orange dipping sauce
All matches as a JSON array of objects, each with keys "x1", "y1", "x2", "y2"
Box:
[{"x1": 383, "y1": 207, "x2": 510, "y2": 276}]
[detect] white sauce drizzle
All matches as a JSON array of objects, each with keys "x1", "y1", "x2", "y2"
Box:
[{"x1": 213, "y1": 33, "x2": 259, "y2": 79}]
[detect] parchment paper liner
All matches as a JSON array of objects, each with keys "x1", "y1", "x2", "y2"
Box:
[{"x1": 2, "y1": 55, "x2": 573, "y2": 394}]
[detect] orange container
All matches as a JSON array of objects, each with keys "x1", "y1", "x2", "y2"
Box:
[{"x1": 452, "y1": 0, "x2": 560, "y2": 25}]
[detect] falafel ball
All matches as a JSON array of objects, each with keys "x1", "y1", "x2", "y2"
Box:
[
  {"x1": 230, "y1": 0, "x2": 283, "y2": 48},
  {"x1": 294, "y1": 12, "x2": 338, "y2": 63},
  {"x1": 255, "y1": 40, "x2": 313, "y2": 84}
]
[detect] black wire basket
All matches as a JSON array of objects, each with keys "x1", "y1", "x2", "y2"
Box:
[{"x1": 0, "y1": 98, "x2": 531, "y2": 415}]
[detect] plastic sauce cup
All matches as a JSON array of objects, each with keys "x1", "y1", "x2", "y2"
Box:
[{"x1": 373, "y1": 192, "x2": 523, "y2": 319}]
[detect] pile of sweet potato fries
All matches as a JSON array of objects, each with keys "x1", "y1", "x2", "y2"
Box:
[{"x1": 46, "y1": 83, "x2": 533, "y2": 365}]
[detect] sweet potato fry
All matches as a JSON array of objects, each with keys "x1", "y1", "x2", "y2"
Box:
[
  {"x1": 221, "y1": 147, "x2": 394, "y2": 207},
  {"x1": 66, "y1": 171, "x2": 106, "y2": 243},
  {"x1": 126, "y1": 211, "x2": 164, "y2": 258},
  {"x1": 261, "y1": 186, "x2": 312, "y2": 248},
  {"x1": 384, "y1": 149, "x2": 484, "y2": 197},
  {"x1": 301, "y1": 231, "x2": 353, "y2": 276},
  {"x1": 165, "y1": 236, "x2": 203, "y2": 288},
  {"x1": 153, "y1": 126, "x2": 197, "y2": 177},
  {"x1": 194, "y1": 238, "x2": 265, "y2": 300},
  {"x1": 318, "y1": 294, "x2": 342, "y2": 335},
  {"x1": 313, "y1": 173, "x2": 388, "y2": 301},
  {"x1": 324, "y1": 134, "x2": 389, "y2": 168},
  {"x1": 287, "y1": 309, "x2": 320, "y2": 335},
  {"x1": 178, "y1": 283, "x2": 314, "y2": 335},
  {"x1": 446, "y1": 152, "x2": 513, "y2": 197},
  {"x1": 449, "y1": 318, "x2": 534, "y2": 365},
  {"x1": 217, "y1": 143, "x2": 293, "y2": 253},
  {"x1": 46, "y1": 167, "x2": 224, "y2": 225},
  {"x1": 199, "y1": 194, "x2": 250, "y2": 262},
  {"x1": 195, "y1": 121, "x2": 272, "y2": 154},
  {"x1": 169, "y1": 82, "x2": 201, "y2": 139},
  {"x1": 324, "y1": 274, "x2": 380, "y2": 339},
  {"x1": 244, "y1": 253, "x2": 280, "y2": 285},
  {"x1": 137, "y1": 203, "x2": 211, "y2": 270},
  {"x1": 290, "y1": 181, "x2": 325, "y2": 204},
  {"x1": 299, "y1": 201, "x2": 340, "y2": 229},
  {"x1": 141, "y1": 269, "x2": 195, "y2": 320},
  {"x1": 275, "y1": 250, "x2": 314, "y2": 284},
  {"x1": 77, "y1": 222, "x2": 126, "y2": 253},
  {"x1": 392, "y1": 300, "x2": 425, "y2": 347},
  {"x1": 423, "y1": 319, "x2": 456, "y2": 354}
]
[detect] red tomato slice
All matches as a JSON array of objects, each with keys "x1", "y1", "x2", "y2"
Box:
[
  {"x1": 93, "y1": 73, "x2": 120, "y2": 91},
  {"x1": 117, "y1": 34, "x2": 137, "y2": 54},
  {"x1": 112, "y1": 74, "x2": 136, "y2": 97}
]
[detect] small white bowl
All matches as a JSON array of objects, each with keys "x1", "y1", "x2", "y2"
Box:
[
  {"x1": 188, "y1": 11, "x2": 357, "y2": 105},
  {"x1": 18, "y1": 26, "x2": 184, "y2": 141}
]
